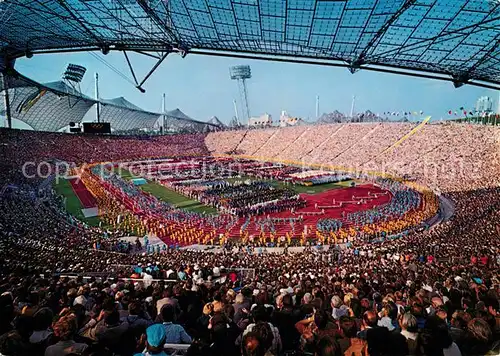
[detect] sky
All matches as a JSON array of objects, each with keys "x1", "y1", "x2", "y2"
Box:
[{"x1": 10, "y1": 50, "x2": 499, "y2": 126}]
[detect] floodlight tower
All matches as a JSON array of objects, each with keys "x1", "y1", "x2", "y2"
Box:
[
  {"x1": 62, "y1": 63, "x2": 87, "y2": 93},
  {"x1": 230, "y1": 65, "x2": 252, "y2": 124},
  {"x1": 61, "y1": 63, "x2": 88, "y2": 124}
]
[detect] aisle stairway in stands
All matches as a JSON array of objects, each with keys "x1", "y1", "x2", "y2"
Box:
[
  {"x1": 231, "y1": 129, "x2": 250, "y2": 153},
  {"x1": 301, "y1": 124, "x2": 345, "y2": 161},
  {"x1": 373, "y1": 124, "x2": 440, "y2": 173},
  {"x1": 237, "y1": 129, "x2": 275, "y2": 156},
  {"x1": 252, "y1": 128, "x2": 281, "y2": 156},
  {"x1": 377, "y1": 118, "x2": 430, "y2": 157},
  {"x1": 331, "y1": 124, "x2": 381, "y2": 165},
  {"x1": 273, "y1": 126, "x2": 310, "y2": 159},
  {"x1": 362, "y1": 122, "x2": 423, "y2": 165},
  {"x1": 253, "y1": 126, "x2": 309, "y2": 158}
]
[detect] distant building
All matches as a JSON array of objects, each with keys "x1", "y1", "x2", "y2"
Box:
[
  {"x1": 249, "y1": 113, "x2": 272, "y2": 127},
  {"x1": 475, "y1": 96, "x2": 493, "y2": 113},
  {"x1": 279, "y1": 110, "x2": 303, "y2": 127}
]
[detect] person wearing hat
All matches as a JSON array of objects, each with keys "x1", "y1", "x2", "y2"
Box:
[{"x1": 135, "y1": 324, "x2": 167, "y2": 356}]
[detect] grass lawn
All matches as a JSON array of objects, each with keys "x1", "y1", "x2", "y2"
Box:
[
  {"x1": 118, "y1": 169, "x2": 218, "y2": 215},
  {"x1": 52, "y1": 178, "x2": 102, "y2": 226},
  {"x1": 117, "y1": 168, "x2": 135, "y2": 181},
  {"x1": 117, "y1": 167, "x2": 355, "y2": 215},
  {"x1": 226, "y1": 175, "x2": 354, "y2": 194},
  {"x1": 140, "y1": 181, "x2": 218, "y2": 214}
]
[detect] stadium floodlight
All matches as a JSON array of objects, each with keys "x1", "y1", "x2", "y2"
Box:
[
  {"x1": 101, "y1": 45, "x2": 110, "y2": 55},
  {"x1": 173, "y1": 44, "x2": 188, "y2": 58},
  {"x1": 230, "y1": 65, "x2": 252, "y2": 124},
  {"x1": 452, "y1": 74, "x2": 469, "y2": 89},
  {"x1": 63, "y1": 64, "x2": 87, "y2": 83}
]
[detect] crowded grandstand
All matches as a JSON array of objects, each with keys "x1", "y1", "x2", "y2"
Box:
[
  {"x1": 1, "y1": 0, "x2": 500, "y2": 355},
  {"x1": 1, "y1": 121, "x2": 499, "y2": 356}
]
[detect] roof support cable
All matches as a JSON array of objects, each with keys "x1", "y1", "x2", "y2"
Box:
[
  {"x1": 135, "y1": 51, "x2": 169, "y2": 93},
  {"x1": 123, "y1": 50, "x2": 139, "y2": 86}
]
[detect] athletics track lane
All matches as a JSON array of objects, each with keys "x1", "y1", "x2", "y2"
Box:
[{"x1": 69, "y1": 178, "x2": 97, "y2": 209}]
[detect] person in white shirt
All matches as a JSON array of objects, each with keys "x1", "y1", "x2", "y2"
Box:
[{"x1": 330, "y1": 295, "x2": 348, "y2": 320}]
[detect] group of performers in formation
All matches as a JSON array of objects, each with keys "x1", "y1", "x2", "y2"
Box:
[{"x1": 78, "y1": 157, "x2": 439, "y2": 248}]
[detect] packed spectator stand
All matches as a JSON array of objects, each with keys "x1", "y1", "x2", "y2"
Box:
[{"x1": 0, "y1": 122, "x2": 499, "y2": 356}]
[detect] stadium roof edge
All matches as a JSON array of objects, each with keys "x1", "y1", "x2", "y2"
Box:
[
  {"x1": 11, "y1": 45, "x2": 500, "y2": 91},
  {"x1": 2, "y1": 0, "x2": 500, "y2": 90}
]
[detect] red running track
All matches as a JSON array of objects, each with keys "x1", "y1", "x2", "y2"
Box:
[{"x1": 69, "y1": 179, "x2": 97, "y2": 209}]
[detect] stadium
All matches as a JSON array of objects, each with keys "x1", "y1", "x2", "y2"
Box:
[{"x1": 0, "y1": 1, "x2": 499, "y2": 356}]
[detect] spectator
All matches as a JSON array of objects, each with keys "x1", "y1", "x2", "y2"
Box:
[
  {"x1": 399, "y1": 313, "x2": 418, "y2": 355},
  {"x1": 161, "y1": 305, "x2": 192, "y2": 344},
  {"x1": 331, "y1": 296, "x2": 348, "y2": 320},
  {"x1": 135, "y1": 324, "x2": 167, "y2": 356},
  {"x1": 377, "y1": 302, "x2": 399, "y2": 331},
  {"x1": 461, "y1": 318, "x2": 497, "y2": 355},
  {"x1": 271, "y1": 294, "x2": 299, "y2": 352},
  {"x1": 122, "y1": 301, "x2": 153, "y2": 339},
  {"x1": 418, "y1": 316, "x2": 462, "y2": 356},
  {"x1": 339, "y1": 316, "x2": 367, "y2": 356},
  {"x1": 30, "y1": 307, "x2": 54, "y2": 349},
  {"x1": 357, "y1": 311, "x2": 378, "y2": 340},
  {"x1": 156, "y1": 288, "x2": 180, "y2": 318},
  {"x1": 45, "y1": 314, "x2": 88, "y2": 356}
]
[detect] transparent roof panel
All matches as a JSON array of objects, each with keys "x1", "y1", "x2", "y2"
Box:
[{"x1": 1, "y1": 0, "x2": 500, "y2": 86}]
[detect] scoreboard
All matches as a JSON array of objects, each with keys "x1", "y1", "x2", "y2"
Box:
[{"x1": 83, "y1": 122, "x2": 111, "y2": 134}]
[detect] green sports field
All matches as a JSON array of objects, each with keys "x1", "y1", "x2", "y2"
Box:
[
  {"x1": 55, "y1": 168, "x2": 352, "y2": 222},
  {"x1": 117, "y1": 169, "x2": 218, "y2": 214},
  {"x1": 226, "y1": 175, "x2": 354, "y2": 194},
  {"x1": 128, "y1": 172, "x2": 353, "y2": 214}
]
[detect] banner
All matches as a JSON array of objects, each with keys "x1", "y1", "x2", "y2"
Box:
[{"x1": 17, "y1": 89, "x2": 47, "y2": 113}]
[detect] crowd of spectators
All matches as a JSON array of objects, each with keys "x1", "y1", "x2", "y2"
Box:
[
  {"x1": 0, "y1": 180, "x2": 498, "y2": 356},
  {"x1": 206, "y1": 122, "x2": 500, "y2": 193},
  {"x1": 0, "y1": 126, "x2": 499, "y2": 355},
  {"x1": 0, "y1": 129, "x2": 209, "y2": 187},
  {"x1": 3, "y1": 123, "x2": 498, "y2": 194},
  {"x1": 0, "y1": 187, "x2": 499, "y2": 355}
]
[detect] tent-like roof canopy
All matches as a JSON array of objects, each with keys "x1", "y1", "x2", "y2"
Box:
[
  {"x1": 208, "y1": 116, "x2": 226, "y2": 127},
  {"x1": 1, "y1": 79, "x2": 96, "y2": 131},
  {"x1": 0, "y1": 71, "x2": 219, "y2": 132},
  {"x1": 1, "y1": 0, "x2": 500, "y2": 88}
]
